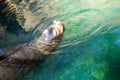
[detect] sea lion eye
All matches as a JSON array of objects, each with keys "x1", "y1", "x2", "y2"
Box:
[{"x1": 48, "y1": 28, "x2": 53, "y2": 34}]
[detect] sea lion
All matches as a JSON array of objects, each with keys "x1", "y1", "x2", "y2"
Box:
[{"x1": 0, "y1": 20, "x2": 64, "y2": 80}]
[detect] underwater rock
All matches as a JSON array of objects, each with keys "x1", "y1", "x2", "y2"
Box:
[
  {"x1": 0, "y1": 0, "x2": 49, "y2": 48},
  {"x1": 0, "y1": 20, "x2": 64, "y2": 80},
  {"x1": 0, "y1": 0, "x2": 40, "y2": 33}
]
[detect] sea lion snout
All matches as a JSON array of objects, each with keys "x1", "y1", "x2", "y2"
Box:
[
  {"x1": 42, "y1": 20, "x2": 64, "y2": 41},
  {"x1": 53, "y1": 20, "x2": 64, "y2": 34}
]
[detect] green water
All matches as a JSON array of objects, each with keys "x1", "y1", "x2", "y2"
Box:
[{"x1": 23, "y1": 0, "x2": 120, "y2": 80}]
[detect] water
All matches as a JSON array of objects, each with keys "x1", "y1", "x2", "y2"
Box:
[{"x1": 1, "y1": 0, "x2": 120, "y2": 80}]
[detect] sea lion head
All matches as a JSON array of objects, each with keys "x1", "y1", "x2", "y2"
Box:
[{"x1": 41, "y1": 20, "x2": 64, "y2": 41}]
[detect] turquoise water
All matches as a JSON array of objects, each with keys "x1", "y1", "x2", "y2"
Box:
[{"x1": 22, "y1": 0, "x2": 120, "y2": 80}]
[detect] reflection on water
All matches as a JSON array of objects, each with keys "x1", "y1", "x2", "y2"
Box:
[{"x1": 2, "y1": 0, "x2": 120, "y2": 80}]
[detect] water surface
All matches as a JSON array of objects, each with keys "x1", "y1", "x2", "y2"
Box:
[{"x1": 20, "y1": 0, "x2": 120, "y2": 80}]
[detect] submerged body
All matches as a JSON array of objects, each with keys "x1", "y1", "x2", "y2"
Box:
[{"x1": 0, "y1": 20, "x2": 64, "y2": 80}]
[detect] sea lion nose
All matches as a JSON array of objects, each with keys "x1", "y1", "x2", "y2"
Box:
[{"x1": 53, "y1": 20, "x2": 64, "y2": 33}]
